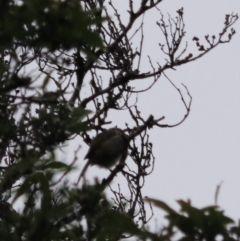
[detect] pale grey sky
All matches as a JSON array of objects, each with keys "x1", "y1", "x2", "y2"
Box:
[
  {"x1": 70, "y1": 0, "x2": 240, "y2": 224},
  {"x1": 128, "y1": 0, "x2": 240, "y2": 221}
]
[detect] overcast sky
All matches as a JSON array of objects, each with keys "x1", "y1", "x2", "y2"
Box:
[
  {"x1": 69, "y1": 0, "x2": 240, "y2": 225},
  {"x1": 129, "y1": 0, "x2": 240, "y2": 221}
]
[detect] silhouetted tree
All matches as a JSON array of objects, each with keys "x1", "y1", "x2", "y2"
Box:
[{"x1": 0, "y1": 0, "x2": 239, "y2": 240}]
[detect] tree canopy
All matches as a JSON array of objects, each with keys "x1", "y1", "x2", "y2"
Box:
[{"x1": 0, "y1": 0, "x2": 239, "y2": 240}]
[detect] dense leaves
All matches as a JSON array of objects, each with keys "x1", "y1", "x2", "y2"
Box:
[
  {"x1": 0, "y1": 0, "x2": 105, "y2": 51},
  {"x1": 146, "y1": 198, "x2": 239, "y2": 241}
]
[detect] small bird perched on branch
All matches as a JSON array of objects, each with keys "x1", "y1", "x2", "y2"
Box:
[{"x1": 76, "y1": 128, "x2": 129, "y2": 184}]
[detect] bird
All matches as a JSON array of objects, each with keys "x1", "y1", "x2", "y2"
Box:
[{"x1": 76, "y1": 128, "x2": 129, "y2": 184}]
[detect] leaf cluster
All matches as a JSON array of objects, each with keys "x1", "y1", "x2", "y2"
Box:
[
  {"x1": 146, "y1": 198, "x2": 240, "y2": 241},
  {"x1": 0, "y1": 0, "x2": 105, "y2": 51}
]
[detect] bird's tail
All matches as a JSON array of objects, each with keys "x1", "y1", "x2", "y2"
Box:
[{"x1": 76, "y1": 160, "x2": 91, "y2": 185}]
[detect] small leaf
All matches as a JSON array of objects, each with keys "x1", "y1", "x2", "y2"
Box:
[
  {"x1": 144, "y1": 197, "x2": 176, "y2": 214},
  {"x1": 43, "y1": 161, "x2": 69, "y2": 170}
]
